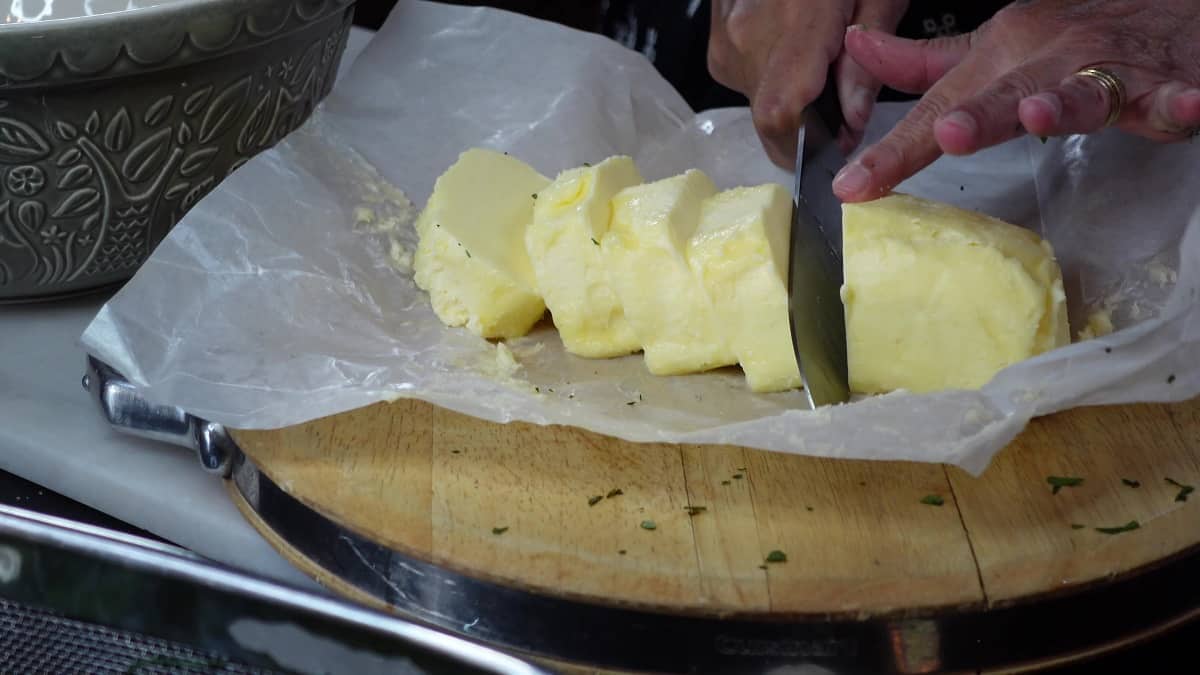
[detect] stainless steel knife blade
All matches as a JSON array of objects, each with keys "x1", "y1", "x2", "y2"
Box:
[{"x1": 788, "y1": 87, "x2": 850, "y2": 408}]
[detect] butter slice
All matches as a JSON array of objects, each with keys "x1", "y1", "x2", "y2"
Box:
[
  {"x1": 842, "y1": 193, "x2": 1070, "y2": 393},
  {"x1": 525, "y1": 157, "x2": 643, "y2": 357},
  {"x1": 604, "y1": 170, "x2": 736, "y2": 375},
  {"x1": 413, "y1": 149, "x2": 550, "y2": 338},
  {"x1": 689, "y1": 184, "x2": 801, "y2": 392}
]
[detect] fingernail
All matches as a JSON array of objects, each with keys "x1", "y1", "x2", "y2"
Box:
[
  {"x1": 846, "y1": 23, "x2": 867, "y2": 33},
  {"x1": 833, "y1": 161, "x2": 870, "y2": 196},
  {"x1": 848, "y1": 86, "x2": 875, "y2": 125},
  {"x1": 941, "y1": 111, "x2": 978, "y2": 136}
]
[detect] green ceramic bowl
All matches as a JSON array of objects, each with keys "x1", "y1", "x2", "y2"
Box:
[{"x1": 0, "y1": 0, "x2": 356, "y2": 302}]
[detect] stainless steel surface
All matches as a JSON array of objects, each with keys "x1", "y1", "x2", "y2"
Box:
[
  {"x1": 84, "y1": 355, "x2": 235, "y2": 476},
  {"x1": 788, "y1": 86, "x2": 850, "y2": 408},
  {"x1": 0, "y1": 0, "x2": 355, "y2": 302},
  {"x1": 0, "y1": 503, "x2": 549, "y2": 675}
]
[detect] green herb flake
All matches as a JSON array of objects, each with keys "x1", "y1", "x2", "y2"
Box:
[
  {"x1": 1168, "y1": 374, "x2": 1177, "y2": 384},
  {"x1": 587, "y1": 495, "x2": 603, "y2": 507},
  {"x1": 591, "y1": 237, "x2": 600, "y2": 246},
  {"x1": 626, "y1": 401, "x2": 637, "y2": 406},
  {"x1": 583, "y1": 162, "x2": 592, "y2": 167},
  {"x1": 435, "y1": 223, "x2": 441, "y2": 228},
  {"x1": 492, "y1": 526, "x2": 509, "y2": 535},
  {"x1": 920, "y1": 494, "x2": 945, "y2": 507},
  {"x1": 757, "y1": 564, "x2": 768, "y2": 570},
  {"x1": 1095, "y1": 521, "x2": 1140, "y2": 535},
  {"x1": 1070, "y1": 523, "x2": 1086, "y2": 530},
  {"x1": 1166, "y1": 477, "x2": 1195, "y2": 502},
  {"x1": 1047, "y1": 476, "x2": 1084, "y2": 495},
  {"x1": 1121, "y1": 478, "x2": 1141, "y2": 488},
  {"x1": 640, "y1": 520, "x2": 657, "y2": 531},
  {"x1": 720, "y1": 480, "x2": 731, "y2": 486},
  {"x1": 465, "y1": 249, "x2": 472, "y2": 258},
  {"x1": 732, "y1": 473, "x2": 744, "y2": 480},
  {"x1": 534, "y1": 386, "x2": 540, "y2": 393},
  {"x1": 451, "y1": 449, "x2": 461, "y2": 454},
  {"x1": 618, "y1": 549, "x2": 627, "y2": 555},
  {"x1": 736, "y1": 467, "x2": 747, "y2": 472},
  {"x1": 764, "y1": 550, "x2": 788, "y2": 563},
  {"x1": 683, "y1": 506, "x2": 707, "y2": 516},
  {"x1": 531, "y1": 193, "x2": 538, "y2": 199},
  {"x1": 806, "y1": 506, "x2": 814, "y2": 512},
  {"x1": 606, "y1": 488, "x2": 624, "y2": 499}
]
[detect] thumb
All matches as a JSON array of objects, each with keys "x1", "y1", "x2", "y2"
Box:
[{"x1": 845, "y1": 26, "x2": 972, "y2": 94}]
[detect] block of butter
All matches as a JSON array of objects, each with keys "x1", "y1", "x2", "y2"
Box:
[
  {"x1": 842, "y1": 193, "x2": 1070, "y2": 394},
  {"x1": 689, "y1": 184, "x2": 801, "y2": 392},
  {"x1": 525, "y1": 156, "x2": 643, "y2": 358},
  {"x1": 604, "y1": 169, "x2": 736, "y2": 376},
  {"x1": 413, "y1": 148, "x2": 551, "y2": 338}
]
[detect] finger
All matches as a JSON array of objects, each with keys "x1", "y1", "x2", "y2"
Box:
[
  {"x1": 935, "y1": 63, "x2": 1060, "y2": 155},
  {"x1": 836, "y1": 53, "x2": 882, "y2": 136},
  {"x1": 834, "y1": 69, "x2": 978, "y2": 202},
  {"x1": 845, "y1": 26, "x2": 971, "y2": 94},
  {"x1": 751, "y1": 27, "x2": 842, "y2": 167},
  {"x1": 837, "y1": 2, "x2": 908, "y2": 134},
  {"x1": 1141, "y1": 81, "x2": 1200, "y2": 140}
]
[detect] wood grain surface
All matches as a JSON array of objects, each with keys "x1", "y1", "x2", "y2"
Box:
[{"x1": 231, "y1": 396, "x2": 1200, "y2": 618}]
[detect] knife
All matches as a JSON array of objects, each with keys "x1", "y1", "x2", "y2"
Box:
[{"x1": 787, "y1": 79, "x2": 850, "y2": 408}]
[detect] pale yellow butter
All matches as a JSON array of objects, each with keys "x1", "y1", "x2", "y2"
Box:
[
  {"x1": 413, "y1": 149, "x2": 550, "y2": 338},
  {"x1": 525, "y1": 156, "x2": 643, "y2": 358},
  {"x1": 603, "y1": 170, "x2": 736, "y2": 375},
  {"x1": 842, "y1": 193, "x2": 1069, "y2": 394},
  {"x1": 689, "y1": 184, "x2": 801, "y2": 392}
]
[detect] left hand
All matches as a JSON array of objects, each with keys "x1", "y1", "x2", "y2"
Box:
[{"x1": 833, "y1": 0, "x2": 1200, "y2": 203}]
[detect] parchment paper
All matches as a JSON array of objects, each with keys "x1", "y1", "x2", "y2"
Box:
[{"x1": 80, "y1": 0, "x2": 1200, "y2": 475}]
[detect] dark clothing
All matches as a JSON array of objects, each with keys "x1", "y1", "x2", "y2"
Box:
[{"x1": 353, "y1": 1, "x2": 1012, "y2": 110}]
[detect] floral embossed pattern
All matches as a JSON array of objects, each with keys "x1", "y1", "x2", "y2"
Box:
[{"x1": 0, "y1": 9, "x2": 351, "y2": 297}]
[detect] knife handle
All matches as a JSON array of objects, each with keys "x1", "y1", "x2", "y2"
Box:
[{"x1": 82, "y1": 356, "x2": 235, "y2": 477}]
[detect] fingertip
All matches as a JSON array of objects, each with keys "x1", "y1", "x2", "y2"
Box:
[
  {"x1": 933, "y1": 111, "x2": 979, "y2": 155},
  {"x1": 1169, "y1": 87, "x2": 1200, "y2": 126},
  {"x1": 833, "y1": 161, "x2": 871, "y2": 201},
  {"x1": 1018, "y1": 93, "x2": 1062, "y2": 136}
]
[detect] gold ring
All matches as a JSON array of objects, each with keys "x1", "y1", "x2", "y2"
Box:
[{"x1": 1074, "y1": 66, "x2": 1127, "y2": 127}]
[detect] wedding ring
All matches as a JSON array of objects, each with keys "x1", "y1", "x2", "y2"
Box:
[{"x1": 1074, "y1": 66, "x2": 1127, "y2": 127}]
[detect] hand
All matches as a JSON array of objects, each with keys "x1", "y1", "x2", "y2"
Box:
[
  {"x1": 833, "y1": 0, "x2": 1200, "y2": 202},
  {"x1": 708, "y1": 0, "x2": 910, "y2": 167}
]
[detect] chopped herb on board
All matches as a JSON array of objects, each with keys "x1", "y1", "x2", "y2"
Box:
[
  {"x1": 626, "y1": 401, "x2": 637, "y2": 406},
  {"x1": 1095, "y1": 521, "x2": 1140, "y2": 535},
  {"x1": 640, "y1": 520, "x2": 657, "y2": 531},
  {"x1": 720, "y1": 480, "x2": 731, "y2": 486},
  {"x1": 764, "y1": 550, "x2": 788, "y2": 563},
  {"x1": 1121, "y1": 478, "x2": 1141, "y2": 488},
  {"x1": 1070, "y1": 524, "x2": 1086, "y2": 530},
  {"x1": 758, "y1": 564, "x2": 768, "y2": 570},
  {"x1": 618, "y1": 549, "x2": 627, "y2": 555},
  {"x1": 1047, "y1": 476, "x2": 1084, "y2": 494},
  {"x1": 920, "y1": 495, "x2": 945, "y2": 507},
  {"x1": 606, "y1": 488, "x2": 624, "y2": 499},
  {"x1": 736, "y1": 467, "x2": 747, "y2": 472},
  {"x1": 492, "y1": 526, "x2": 509, "y2": 535},
  {"x1": 588, "y1": 495, "x2": 603, "y2": 507},
  {"x1": 1166, "y1": 478, "x2": 1195, "y2": 502},
  {"x1": 732, "y1": 473, "x2": 744, "y2": 480},
  {"x1": 683, "y1": 506, "x2": 707, "y2": 516}
]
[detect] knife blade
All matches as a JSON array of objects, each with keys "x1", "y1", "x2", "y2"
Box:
[{"x1": 788, "y1": 81, "x2": 850, "y2": 408}]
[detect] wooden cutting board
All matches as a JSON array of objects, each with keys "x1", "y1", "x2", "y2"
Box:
[{"x1": 229, "y1": 396, "x2": 1200, "y2": 672}]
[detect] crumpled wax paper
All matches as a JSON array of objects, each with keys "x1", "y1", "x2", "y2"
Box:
[{"x1": 80, "y1": 0, "x2": 1200, "y2": 475}]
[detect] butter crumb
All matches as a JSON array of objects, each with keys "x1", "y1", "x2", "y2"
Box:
[
  {"x1": 388, "y1": 240, "x2": 413, "y2": 275},
  {"x1": 494, "y1": 342, "x2": 522, "y2": 378},
  {"x1": 1147, "y1": 262, "x2": 1178, "y2": 287},
  {"x1": 1076, "y1": 309, "x2": 1114, "y2": 342}
]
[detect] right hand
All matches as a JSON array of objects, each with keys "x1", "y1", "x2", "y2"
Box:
[{"x1": 708, "y1": 0, "x2": 911, "y2": 167}]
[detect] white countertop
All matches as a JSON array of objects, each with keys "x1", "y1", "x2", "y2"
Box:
[{"x1": 0, "y1": 26, "x2": 376, "y2": 592}]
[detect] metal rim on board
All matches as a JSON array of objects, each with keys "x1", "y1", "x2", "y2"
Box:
[{"x1": 230, "y1": 451, "x2": 1200, "y2": 675}]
